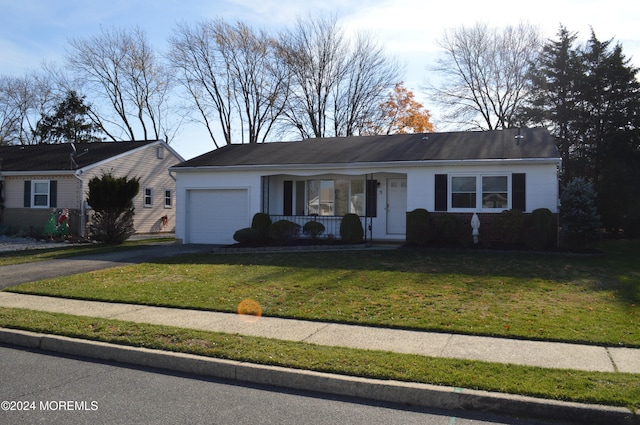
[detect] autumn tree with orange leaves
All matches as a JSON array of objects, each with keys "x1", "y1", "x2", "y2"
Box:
[{"x1": 364, "y1": 83, "x2": 434, "y2": 135}]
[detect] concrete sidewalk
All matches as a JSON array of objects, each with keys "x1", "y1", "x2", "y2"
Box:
[{"x1": 1, "y1": 292, "x2": 639, "y2": 374}]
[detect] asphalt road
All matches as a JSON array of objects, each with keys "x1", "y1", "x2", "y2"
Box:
[{"x1": 0, "y1": 344, "x2": 561, "y2": 425}]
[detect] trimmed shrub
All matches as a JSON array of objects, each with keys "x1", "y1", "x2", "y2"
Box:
[
  {"x1": 340, "y1": 213, "x2": 364, "y2": 244},
  {"x1": 406, "y1": 208, "x2": 433, "y2": 246},
  {"x1": 268, "y1": 220, "x2": 300, "y2": 243},
  {"x1": 251, "y1": 212, "x2": 272, "y2": 241},
  {"x1": 233, "y1": 227, "x2": 263, "y2": 244},
  {"x1": 524, "y1": 208, "x2": 557, "y2": 250},
  {"x1": 303, "y1": 221, "x2": 325, "y2": 239},
  {"x1": 495, "y1": 209, "x2": 525, "y2": 246},
  {"x1": 434, "y1": 214, "x2": 466, "y2": 247}
]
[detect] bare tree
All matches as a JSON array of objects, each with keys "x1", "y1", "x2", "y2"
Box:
[
  {"x1": 0, "y1": 73, "x2": 57, "y2": 145},
  {"x1": 169, "y1": 20, "x2": 288, "y2": 147},
  {"x1": 429, "y1": 22, "x2": 542, "y2": 130},
  {"x1": 66, "y1": 26, "x2": 176, "y2": 142},
  {"x1": 277, "y1": 14, "x2": 400, "y2": 139}
]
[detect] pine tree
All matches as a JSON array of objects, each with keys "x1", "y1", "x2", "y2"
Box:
[{"x1": 35, "y1": 91, "x2": 103, "y2": 144}]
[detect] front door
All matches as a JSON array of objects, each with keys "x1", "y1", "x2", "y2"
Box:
[{"x1": 386, "y1": 178, "x2": 407, "y2": 234}]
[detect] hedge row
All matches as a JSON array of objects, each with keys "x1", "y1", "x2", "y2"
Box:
[{"x1": 406, "y1": 208, "x2": 557, "y2": 250}]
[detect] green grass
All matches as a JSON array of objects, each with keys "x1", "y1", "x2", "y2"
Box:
[
  {"x1": 1, "y1": 307, "x2": 638, "y2": 409},
  {"x1": 0, "y1": 238, "x2": 175, "y2": 266},
  {"x1": 6, "y1": 239, "x2": 640, "y2": 347}
]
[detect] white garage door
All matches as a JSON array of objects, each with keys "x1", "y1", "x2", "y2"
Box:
[{"x1": 187, "y1": 189, "x2": 249, "y2": 244}]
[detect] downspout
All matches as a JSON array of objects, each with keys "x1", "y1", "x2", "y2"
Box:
[{"x1": 74, "y1": 170, "x2": 86, "y2": 238}]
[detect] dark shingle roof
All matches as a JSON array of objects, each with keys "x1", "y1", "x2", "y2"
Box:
[
  {"x1": 0, "y1": 141, "x2": 158, "y2": 172},
  {"x1": 174, "y1": 128, "x2": 559, "y2": 169}
]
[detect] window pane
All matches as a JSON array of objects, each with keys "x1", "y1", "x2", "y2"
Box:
[
  {"x1": 334, "y1": 179, "x2": 349, "y2": 216},
  {"x1": 34, "y1": 182, "x2": 48, "y2": 194},
  {"x1": 451, "y1": 176, "x2": 476, "y2": 208},
  {"x1": 452, "y1": 193, "x2": 476, "y2": 208},
  {"x1": 307, "y1": 180, "x2": 319, "y2": 215},
  {"x1": 319, "y1": 180, "x2": 334, "y2": 216},
  {"x1": 34, "y1": 194, "x2": 48, "y2": 206},
  {"x1": 452, "y1": 176, "x2": 475, "y2": 191},
  {"x1": 482, "y1": 176, "x2": 507, "y2": 191},
  {"x1": 482, "y1": 176, "x2": 508, "y2": 209},
  {"x1": 350, "y1": 180, "x2": 364, "y2": 215}
]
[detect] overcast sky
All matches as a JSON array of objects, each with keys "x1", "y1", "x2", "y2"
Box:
[{"x1": 1, "y1": 0, "x2": 638, "y2": 159}]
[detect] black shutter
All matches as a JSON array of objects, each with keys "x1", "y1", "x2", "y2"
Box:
[
  {"x1": 365, "y1": 180, "x2": 377, "y2": 217},
  {"x1": 295, "y1": 181, "x2": 305, "y2": 215},
  {"x1": 512, "y1": 173, "x2": 526, "y2": 212},
  {"x1": 49, "y1": 180, "x2": 57, "y2": 208},
  {"x1": 283, "y1": 180, "x2": 293, "y2": 215},
  {"x1": 24, "y1": 180, "x2": 31, "y2": 207},
  {"x1": 435, "y1": 174, "x2": 448, "y2": 211}
]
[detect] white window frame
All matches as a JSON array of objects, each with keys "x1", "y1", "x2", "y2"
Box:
[
  {"x1": 164, "y1": 189, "x2": 173, "y2": 209},
  {"x1": 449, "y1": 174, "x2": 512, "y2": 212},
  {"x1": 32, "y1": 180, "x2": 50, "y2": 208},
  {"x1": 143, "y1": 187, "x2": 153, "y2": 208}
]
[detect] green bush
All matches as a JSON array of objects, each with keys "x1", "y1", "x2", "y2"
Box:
[
  {"x1": 406, "y1": 208, "x2": 433, "y2": 246},
  {"x1": 233, "y1": 227, "x2": 263, "y2": 244},
  {"x1": 303, "y1": 221, "x2": 325, "y2": 239},
  {"x1": 524, "y1": 208, "x2": 557, "y2": 250},
  {"x1": 250, "y1": 212, "x2": 272, "y2": 242},
  {"x1": 268, "y1": 220, "x2": 301, "y2": 243},
  {"x1": 495, "y1": 209, "x2": 525, "y2": 245},
  {"x1": 340, "y1": 213, "x2": 364, "y2": 244},
  {"x1": 434, "y1": 214, "x2": 466, "y2": 247}
]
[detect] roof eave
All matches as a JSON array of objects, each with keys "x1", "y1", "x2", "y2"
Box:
[
  {"x1": 170, "y1": 157, "x2": 562, "y2": 173},
  {"x1": 0, "y1": 170, "x2": 78, "y2": 177}
]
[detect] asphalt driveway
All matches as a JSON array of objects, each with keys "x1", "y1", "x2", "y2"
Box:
[{"x1": 0, "y1": 243, "x2": 215, "y2": 289}]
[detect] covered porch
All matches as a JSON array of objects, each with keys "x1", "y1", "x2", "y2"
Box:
[{"x1": 259, "y1": 172, "x2": 408, "y2": 241}]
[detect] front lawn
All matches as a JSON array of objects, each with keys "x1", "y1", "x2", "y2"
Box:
[{"x1": 6, "y1": 239, "x2": 639, "y2": 347}]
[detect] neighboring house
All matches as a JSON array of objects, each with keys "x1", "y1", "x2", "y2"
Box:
[
  {"x1": 0, "y1": 141, "x2": 184, "y2": 237},
  {"x1": 170, "y1": 128, "x2": 561, "y2": 245}
]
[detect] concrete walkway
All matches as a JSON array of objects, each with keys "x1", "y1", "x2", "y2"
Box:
[{"x1": 1, "y1": 291, "x2": 639, "y2": 374}]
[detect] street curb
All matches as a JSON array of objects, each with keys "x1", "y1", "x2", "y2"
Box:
[{"x1": 0, "y1": 328, "x2": 636, "y2": 424}]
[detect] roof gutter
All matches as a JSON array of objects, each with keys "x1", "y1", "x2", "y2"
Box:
[
  {"x1": 0, "y1": 170, "x2": 78, "y2": 177},
  {"x1": 170, "y1": 157, "x2": 562, "y2": 173}
]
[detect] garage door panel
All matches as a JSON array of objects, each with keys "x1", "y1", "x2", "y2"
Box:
[{"x1": 188, "y1": 189, "x2": 249, "y2": 244}]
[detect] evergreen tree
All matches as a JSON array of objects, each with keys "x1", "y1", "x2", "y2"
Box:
[
  {"x1": 35, "y1": 91, "x2": 104, "y2": 144},
  {"x1": 522, "y1": 26, "x2": 640, "y2": 234},
  {"x1": 87, "y1": 173, "x2": 140, "y2": 244}
]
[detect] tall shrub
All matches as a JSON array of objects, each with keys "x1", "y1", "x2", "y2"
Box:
[
  {"x1": 406, "y1": 208, "x2": 433, "y2": 246},
  {"x1": 251, "y1": 212, "x2": 272, "y2": 242},
  {"x1": 340, "y1": 213, "x2": 364, "y2": 244},
  {"x1": 560, "y1": 177, "x2": 601, "y2": 249},
  {"x1": 495, "y1": 209, "x2": 525, "y2": 246},
  {"x1": 524, "y1": 208, "x2": 557, "y2": 250},
  {"x1": 87, "y1": 173, "x2": 140, "y2": 244}
]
